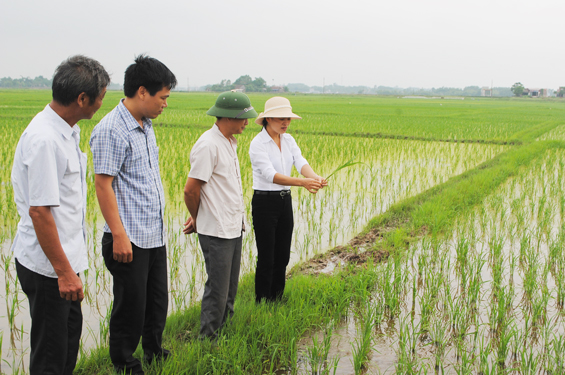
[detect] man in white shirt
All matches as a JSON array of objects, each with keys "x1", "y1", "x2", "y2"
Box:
[
  {"x1": 183, "y1": 91, "x2": 257, "y2": 340},
  {"x1": 11, "y1": 55, "x2": 110, "y2": 375}
]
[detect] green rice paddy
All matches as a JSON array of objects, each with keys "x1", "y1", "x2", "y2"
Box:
[{"x1": 1, "y1": 90, "x2": 565, "y2": 374}]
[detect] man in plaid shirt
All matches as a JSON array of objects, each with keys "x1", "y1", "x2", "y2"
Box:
[{"x1": 90, "y1": 55, "x2": 176, "y2": 375}]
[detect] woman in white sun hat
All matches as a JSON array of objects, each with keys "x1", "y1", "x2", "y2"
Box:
[{"x1": 249, "y1": 96, "x2": 328, "y2": 303}]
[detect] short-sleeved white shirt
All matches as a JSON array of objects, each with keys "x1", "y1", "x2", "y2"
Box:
[
  {"x1": 188, "y1": 124, "x2": 244, "y2": 239},
  {"x1": 11, "y1": 104, "x2": 88, "y2": 278},
  {"x1": 249, "y1": 127, "x2": 309, "y2": 191}
]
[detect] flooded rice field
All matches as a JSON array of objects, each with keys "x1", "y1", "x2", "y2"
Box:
[
  {"x1": 295, "y1": 149, "x2": 565, "y2": 374},
  {"x1": 0, "y1": 137, "x2": 507, "y2": 373}
]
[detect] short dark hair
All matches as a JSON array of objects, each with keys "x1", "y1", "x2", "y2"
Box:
[
  {"x1": 52, "y1": 55, "x2": 110, "y2": 106},
  {"x1": 261, "y1": 118, "x2": 268, "y2": 126},
  {"x1": 124, "y1": 55, "x2": 177, "y2": 98}
]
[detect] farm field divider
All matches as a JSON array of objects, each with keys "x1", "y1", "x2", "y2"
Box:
[{"x1": 74, "y1": 130, "x2": 565, "y2": 372}]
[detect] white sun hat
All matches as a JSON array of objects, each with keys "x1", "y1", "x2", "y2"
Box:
[{"x1": 254, "y1": 96, "x2": 302, "y2": 125}]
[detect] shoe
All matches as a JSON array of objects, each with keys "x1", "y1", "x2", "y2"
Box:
[
  {"x1": 144, "y1": 348, "x2": 171, "y2": 365},
  {"x1": 114, "y1": 365, "x2": 144, "y2": 375}
]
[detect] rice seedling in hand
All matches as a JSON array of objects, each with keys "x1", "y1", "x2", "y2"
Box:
[{"x1": 325, "y1": 156, "x2": 366, "y2": 181}]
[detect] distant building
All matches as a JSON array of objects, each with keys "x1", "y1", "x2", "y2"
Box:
[
  {"x1": 234, "y1": 85, "x2": 245, "y2": 92},
  {"x1": 481, "y1": 87, "x2": 492, "y2": 97},
  {"x1": 525, "y1": 88, "x2": 551, "y2": 97},
  {"x1": 540, "y1": 88, "x2": 552, "y2": 97},
  {"x1": 270, "y1": 86, "x2": 285, "y2": 93},
  {"x1": 556, "y1": 87, "x2": 565, "y2": 98}
]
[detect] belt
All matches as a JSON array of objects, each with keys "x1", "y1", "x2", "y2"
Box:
[{"x1": 254, "y1": 190, "x2": 291, "y2": 198}]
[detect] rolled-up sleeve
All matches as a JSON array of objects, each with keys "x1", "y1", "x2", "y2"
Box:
[
  {"x1": 288, "y1": 135, "x2": 309, "y2": 174},
  {"x1": 249, "y1": 139, "x2": 277, "y2": 183},
  {"x1": 189, "y1": 141, "x2": 216, "y2": 183},
  {"x1": 90, "y1": 125, "x2": 127, "y2": 176}
]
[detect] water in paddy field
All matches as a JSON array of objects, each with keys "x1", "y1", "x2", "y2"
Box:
[
  {"x1": 0, "y1": 140, "x2": 507, "y2": 373},
  {"x1": 296, "y1": 150, "x2": 565, "y2": 374}
]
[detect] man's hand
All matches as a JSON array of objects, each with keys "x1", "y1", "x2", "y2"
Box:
[
  {"x1": 183, "y1": 217, "x2": 196, "y2": 234},
  {"x1": 29, "y1": 205, "x2": 84, "y2": 301},
  {"x1": 95, "y1": 174, "x2": 133, "y2": 262},
  {"x1": 184, "y1": 177, "x2": 204, "y2": 233},
  {"x1": 58, "y1": 272, "x2": 84, "y2": 301},
  {"x1": 112, "y1": 233, "x2": 133, "y2": 263}
]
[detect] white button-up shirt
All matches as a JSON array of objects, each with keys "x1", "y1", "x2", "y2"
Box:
[
  {"x1": 11, "y1": 104, "x2": 88, "y2": 278},
  {"x1": 249, "y1": 127, "x2": 309, "y2": 191},
  {"x1": 188, "y1": 124, "x2": 245, "y2": 239}
]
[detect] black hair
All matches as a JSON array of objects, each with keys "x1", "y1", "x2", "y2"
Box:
[
  {"x1": 52, "y1": 55, "x2": 110, "y2": 106},
  {"x1": 261, "y1": 118, "x2": 268, "y2": 127},
  {"x1": 124, "y1": 55, "x2": 177, "y2": 98}
]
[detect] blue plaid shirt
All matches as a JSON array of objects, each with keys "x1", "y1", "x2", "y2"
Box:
[{"x1": 89, "y1": 100, "x2": 166, "y2": 248}]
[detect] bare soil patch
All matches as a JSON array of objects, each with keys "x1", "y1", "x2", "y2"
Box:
[{"x1": 291, "y1": 226, "x2": 395, "y2": 276}]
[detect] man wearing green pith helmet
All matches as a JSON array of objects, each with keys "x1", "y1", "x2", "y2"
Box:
[{"x1": 183, "y1": 91, "x2": 257, "y2": 339}]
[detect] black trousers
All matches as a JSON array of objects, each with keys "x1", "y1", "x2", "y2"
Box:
[
  {"x1": 102, "y1": 232, "x2": 168, "y2": 373},
  {"x1": 252, "y1": 192, "x2": 294, "y2": 302},
  {"x1": 16, "y1": 259, "x2": 82, "y2": 375}
]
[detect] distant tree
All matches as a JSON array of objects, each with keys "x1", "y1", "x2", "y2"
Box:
[
  {"x1": 463, "y1": 86, "x2": 481, "y2": 96},
  {"x1": 247, "y1": 77, "x2": 267, "y2": 92},
  {"x1": 208, "y1": 76, "x2": 268, "y2": 92},
  {"x1": 492, "y1": 87, "x2": 513, "y2": 97},
  {"x1": 287, "y1": 83, "x2": 310, "y2": 92},
  {"x1": 511, "y1": 82, "x2": 524, "y2": 97},
  {"x1": 208, "y1": 79, "x2": 234, "y2": 92},
  {"x1": 0, "y1": 75, "x2": 52, "y2": 88},
  {"x1": 234, "y1": 75, "x2": 252, "y2": 86}
]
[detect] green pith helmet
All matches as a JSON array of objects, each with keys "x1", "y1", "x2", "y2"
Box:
[{"x1": 206, "y1": 91, "x2": 258, "y2": 119}]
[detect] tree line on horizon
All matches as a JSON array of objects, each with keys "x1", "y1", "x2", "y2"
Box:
[
  {"x1": 0, "y1": 76, "x2": 52, "y2": 88},
  {"x1": 287, "y1": 83, "x2": 514, "y2": 97},
  {"x1": 206, "y1": 75, "x2": 289, "y2": 92},
  {"x1": 0, "y1": 76, "x2": 123, "y2": 90},
  {"x1": 0, "y1": 75, "x2": 540, "y2": 98}
]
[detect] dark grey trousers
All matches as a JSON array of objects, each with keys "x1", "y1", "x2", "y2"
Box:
[{"x1": 198, "y1": 233, "x2": 242, "y2": 339}]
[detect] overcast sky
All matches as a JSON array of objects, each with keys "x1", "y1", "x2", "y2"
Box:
[{"x1": 1, "y1": 0, "x2": 563, "y2": 89}]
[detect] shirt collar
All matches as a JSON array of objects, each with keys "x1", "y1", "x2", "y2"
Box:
[
  {"x1": 118, "y1": 99, "x2": 152, "y2": 132},
  {"x1": 45, "y1": 104, "x2": 77, "y2": 140},
  {"x1": 259, "y1": 126, "x2": 284, "y2": 144},
  {"x1": 212, "y1": 123, "x2": 238, "y2": 145}
]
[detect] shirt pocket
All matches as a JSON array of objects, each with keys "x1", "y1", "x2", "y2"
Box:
[
  {"x1": 218, "y1": 200, "x2": 241, "y2": 233},
  {"x1": 62, "y1": 153, "x2": 81, "y2": 191}
]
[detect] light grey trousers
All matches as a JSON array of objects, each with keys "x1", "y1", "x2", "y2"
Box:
[{"x1": 198, "y1": 234, "x2": 242, "y2": 339}]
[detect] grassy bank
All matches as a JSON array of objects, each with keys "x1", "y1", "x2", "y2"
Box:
[{"x1": 75, "y1": 266, "x2": 382, "y2": 374}]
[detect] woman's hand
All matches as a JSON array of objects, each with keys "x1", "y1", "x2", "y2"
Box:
[
  {"x1": 302, "y1": 178, "x2": 323, "y2": 194},
  {"x1": 315, "y1": 176, "x2": 328, "y2": 188}
]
